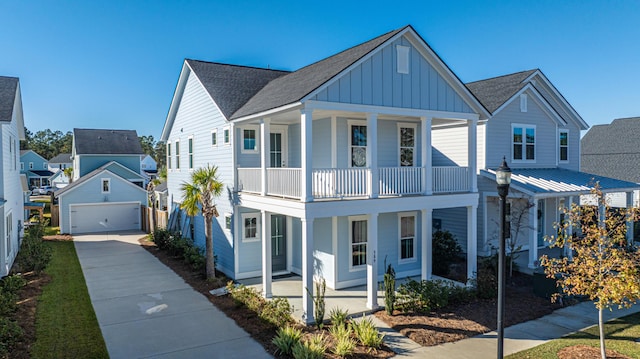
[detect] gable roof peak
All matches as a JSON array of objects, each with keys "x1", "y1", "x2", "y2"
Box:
[{"x1": 73, "y1": 128, "x2": 143, "y2": 155}]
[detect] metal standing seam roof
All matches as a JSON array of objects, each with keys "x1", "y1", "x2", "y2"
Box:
[
  {"x1": 0, "y1": 76, "x2": 19, "y2": 122},
  {"x1": 481, "y1": 168, "x2": 640, "y2": 196}
]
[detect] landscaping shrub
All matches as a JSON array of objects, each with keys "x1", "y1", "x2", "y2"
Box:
[
  {"x1": 182, "y1": 243, "x2": 205, "y2": 272},
  {"x1": 307, "y1": 278, "x2": 326, "y2": 329},
  {"x1": 432, "y1": 230, "x2": 463, "y2": 275},
  {"x1": 13, "y1": 223, "x2": 52, "y2": 274},
  {"x1": 350, "y1": 315, "x2": 384, "y2": 349},
  {"x1": 152, "y1": 229, "x2": 206, "y2": 273},
  {"x1": 292, "y1": 333, "x2": 326, "y2": 359},
  {"x1": 383, "y1": 261, "x2": 396, "y2": 315},
  {"x1": 0, "y1": 274, "x2": 26, "y2": 356},
  {"x1": 330, "y1": 324, "x2": 355, "y2": 357},
  {"x1": 272, "y1": 325, "x2": 302, "y2": 356},
  {"x1": 150, "y1": 228, "x2": 176, "y2": 250},
  {"x1": 473, "y1": 258, "x2": 498, "y2": 299},
  {"x1": 0, "y1": 317, "x2": 23, "y2": 356},
  {"x1": 226, "y1": 282, "x2": 293, "y2": 327},
  {"x1": 329, "y1": 307, "x2": 348, "y2": 328},
  {"x1": 396, "y1": 278, "x2": 476, "y2": 313}
]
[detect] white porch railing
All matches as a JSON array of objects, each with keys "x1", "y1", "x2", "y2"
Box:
[
  {"x1": 432, "y1": 166, "x2": 469, "y2": 193},
  {"x1": 237, "y1": 168, "x2": 261, "y2": 193},
  {"x1": 267, "y1": 168, "x2": 301, "y2": 199},
  {"x1": 312, "y1": 168, "x2": 369, "y2": 198},
  {"x1": 379, "y1": 167, "x2": 424, "y2": 196}
]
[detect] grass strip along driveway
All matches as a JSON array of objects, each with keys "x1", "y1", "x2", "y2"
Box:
[
  {"x1": 507, "y1": 312, "x2": 640, "y2": 359},
  {"x1": 32, "y1": 241, "x2": 108, "y2": 358}
]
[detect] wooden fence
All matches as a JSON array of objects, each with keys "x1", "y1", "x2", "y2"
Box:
[
  {"x1": 50, "y1": 204, "x2": 59, "y2": 227},
  {"x1": 141, "y1": 207, "x2": 168, "y2": 233}
]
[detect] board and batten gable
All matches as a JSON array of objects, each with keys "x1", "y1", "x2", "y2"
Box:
[
  {"x1": 164, "y1": 67, "x2": 236, "y2": 278},
  {"x1": 310, "y1": 35, "x2": 475, "y2": 114}
]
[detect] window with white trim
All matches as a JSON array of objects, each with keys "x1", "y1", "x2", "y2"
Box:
[
  {"x1": 520, "y1": 94, "x2": 528, "y2": 112},
  {"x1": 223, "y1": 127, "x2": 230, "y2": 145},
  {"x1": 188, "y1": 137, "x2": 194, "y2": 169},
  {"x1": 349, "y1": 216, "x2": 367, "y2": 269},
  {"x1": 167, "y1": 142, "x2": 172, "y2": 169},
  {"x1": 20, "y1": 162, "x2": 24, "y2": 171},
  {"x1": 559, "y1": 130, "x2": 569, "y2": 162},
  {"x1": 398, "y1": 124, "x2": 416, "y2": 167},
  {"x1": 396, "y1": 45, "x2": 410, "y2": 74},
  {"x1": 398, "y1": 213, "x2": 416, "y2": 262},
  {"x1": 512, "y1": 125, "x2": 535, "y2": 161},
  {"x1": 211, "y1": 129, "x2": 218, "y2": 146},
  {"x1": 6, "y1": 212, "x2": 12, "y2": 258},
  {"x1": 29, "y1": 162, "x2": 33, "y2": 169},
  {"x1": 224, "y1": 213, "x2": 232, "y2": 231},
  {"x1": 175, "y1": 140, "x2": 180, "y2": 169},
  {"x1": 242, "y1": 213, "x2": 260, "y2": 242},
  {"x1": 349, "y1": 122, "x2": 367, "y2": 167},
  {"x1": 241, "y1": 127, "x2": 258, "y2": 153},
  {"x1": 101, "y1": 178, "x2": 111, "y2": 193},
  {"x1": 43, "y1": 163, "x2": 47, "y2": 169}
]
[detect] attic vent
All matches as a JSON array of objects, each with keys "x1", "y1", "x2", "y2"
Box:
[
  {"x1": 520, "y1": 94, "x2": 528, "y2": 112},
  {"x1": 397, "y1": 45, "x2": 410, "y2": 74}
]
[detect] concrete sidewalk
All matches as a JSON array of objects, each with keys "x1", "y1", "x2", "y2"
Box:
[
  {"x1": 74, "y1": 231, "x2": 271, "y2": 359},
  {"x1": 371, "y1": 300, "x2": 640, "y2": 358}
]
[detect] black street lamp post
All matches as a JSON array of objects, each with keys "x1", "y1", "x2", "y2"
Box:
[{"x1": 496, "y1": 157, "x2": 511, "y2": 358}]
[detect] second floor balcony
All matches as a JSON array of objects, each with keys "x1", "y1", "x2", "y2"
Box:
[{"x1": 237, "y1": 166, "x2": 471, "y2": 201}]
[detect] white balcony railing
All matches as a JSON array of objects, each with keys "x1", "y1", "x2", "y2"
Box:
[
  {"x1": 379, "y1": 167, "x2": 424, "y2": 196},
  {"x1": 237, "y1": 166, "x2": 470, "y2": 199},
  {"x1": 432, "y1": 166, "x2": 469, "y2": 193},
  {"x1": 267, "y1": 168, "x2": 301, "y2": 199}
]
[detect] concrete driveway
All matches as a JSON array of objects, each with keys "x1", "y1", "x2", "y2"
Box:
[{"x1": 74, "y1": 231, "x2": 271, "y2": 359}]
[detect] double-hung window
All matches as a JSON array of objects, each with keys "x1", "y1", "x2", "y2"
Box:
[
  {"x1": 167, "y1": 142, "x2": 172, "y2": 169},
  {"x1": 188, "y1": 137, "x2": 194, "y2": 169},
  {"x1": 223, "y1": 127, "x2": 230, "y2": 145},
  {"x1": 398, "y1": 124, "x2": 416, "y2": 166},
  {"x1": 398, "y1": 213, "x2": 416, "y2": 262},
  {"x1": 175, "y1": 140, "x2": 180, "y2": 169},
  {"x1": 6, "y1": 213, "x2": 12, "y2": 257},
  {"x1": 512, "y1": 125, "x2": 535, "y2": 161},
  {"x1": 101, "y1": 179, "x2": 110, "y2": 193},
  {"x1": 211, "y1": 129, "x2": 217, "y2": 146},
  {"x1": 349, "y1": 123, "x2": 367, "y2": 167},
  {"x1": 350, "y1": 216, "x2": 367, "y2": 269},
  {"x1": 559, "y1": 130, "x2": 569, "y2": 162}
]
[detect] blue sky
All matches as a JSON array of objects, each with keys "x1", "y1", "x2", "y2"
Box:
[{"x1": 1, "y1": 0, "x2": 638, "y2": 140}]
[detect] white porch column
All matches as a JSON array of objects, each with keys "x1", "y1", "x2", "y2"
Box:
[
  {"x1": 260, "y1": 118, "x2": 271, "y2": 196},
  {"x1": 626, "y1": 191, "x2": 634, "y2": 245},
  {"x1": 421, "y1": 208, "x2": 433, "y2": 280},
  {"x1": 421, "y1": 116, "x2": 433, "y2": 195},
  {"x1": 529, "y1": 199, "x2": 538, "y2": 268},
  {"x1": 301, "y1": 109, "x2": 313, "y2": 202},
  {"x1": 301, "y1": 217, "x2": 314, "y2": 324},
  {"x1": 367, "y1": 213, "x2": 379, "y2": 309},
  {"x1": 468, "y1": 118, "x2": 478, "y2": 192},
  {"x1": 466, "y1": 204, "x2": 478, "y2": 283},
  {"x1": 367, "y1": 113, "x2": 379, "y2": 198},
  {"x1": 261, "y1": 210, "x2": 272, "y2": 298},
  {"x1": 331, "y1": 116, "x2": 337, "y2": 168}
]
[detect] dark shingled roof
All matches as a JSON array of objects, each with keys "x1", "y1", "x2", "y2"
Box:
[
  {"x1": 49, "y1": 153, "x2": 72, "y2": 163},
  {"x1": 466, "y1": 69, "x2": 537, "y2": 113},
  {"x1": 581, "y1": 117, "x2": 640, "y2": 183},
  {"x1": 0, "y1": 76, "x2": 19, "y2": 122},
  {"x1": 186, "y1": 60, "x2": 290, "y2": 119},
  {"x1": 231, "y1": 27, "x2": 404, "y2": 119},
  {"x1": 74, "y1": 128, "x2": 143, "y2": 155}
]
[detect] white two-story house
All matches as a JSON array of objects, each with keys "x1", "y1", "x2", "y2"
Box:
[
  {"x1": 0, "y1": 76, "x2": 26, "y2": 277},
  {"x1": 162, "y1": 25, "x2": 490, "y2": 323}
]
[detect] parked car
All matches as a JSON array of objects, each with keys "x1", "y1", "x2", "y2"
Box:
[{"x1": 32, "y1": 186, "x2": 53, "y2": 195}]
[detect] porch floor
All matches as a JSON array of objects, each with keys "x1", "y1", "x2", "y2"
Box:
[
  {"x1": 238, "y1": 275, "x2": 385, "y2": 321},
  {"x1": 513, "y1": 247, "x2": 563, "y2": 275}
]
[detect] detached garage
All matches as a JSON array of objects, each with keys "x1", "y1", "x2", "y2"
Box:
[{"x1": 56, "y1": 162, "x2": 148, "y2": 234}]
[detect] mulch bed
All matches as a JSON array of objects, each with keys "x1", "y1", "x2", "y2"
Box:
[
  {"x1": 557, "y1": 345, "x2": 632, "y2": 359},
  {"x1": 10, "y1": 271, "x2": 51, "y2": 359},
  {"x1": 138, "y1": 237, "x2": 394, "y2": 358},
  {"x1": 374, "y1": 274, "x2": 564, "y2": 347}
]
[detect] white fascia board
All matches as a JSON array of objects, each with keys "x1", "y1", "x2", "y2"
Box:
[
  {"x1": 58, "y1": 168, "x2": 147, "y2": 198},
  {"x1": 524, "y1": 70, "x2": 589, "y2": 130},
  {"x1": 161, "y1": 62, "x2": 191, "y2": 142},
  {"x1": 231, "y1": 102, "x2": 303, "y2": 124},
  {"x1": 491, "y1": 84, "x2": 566, "y2": 126},
  {"x1": 305, "y1": 100, "x2": 479, "y2": 121}
]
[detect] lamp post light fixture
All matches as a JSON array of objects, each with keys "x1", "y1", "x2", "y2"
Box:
[{"x1": 496, "y1": 157, "x2": 511, "y2": 358}]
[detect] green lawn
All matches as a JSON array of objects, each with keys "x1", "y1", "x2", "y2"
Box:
[
  {"x1": 507, "y1": 312, "x2": 640, "y2": 358},
  {"x1": 32, "y1": 241, "x2": 108, "y2": 358}
]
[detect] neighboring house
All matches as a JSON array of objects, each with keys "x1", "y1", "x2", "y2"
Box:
[
  {"x1": 47, "y1": 153, "x2": 72, "y2": 173},
  {"x1": 0, "y1": 76, "x2": 26, "y2": 277},
  {"x1": 20, "y1": 150, "x2": 53, "y2": 189},
  {"x1": 55, "y1": 129, "x2": 147, "y2": 234},
  {"x1": 449, "y1": 70, "x2": 640, "y2": 269},
  {"x1": 141, "y1": 154, "x2": 158, "y2": 181},
  {"x1": 161, "y1": 25, "x2": 490, "y2": 322},
  {"x1": 153, "y1": 181, "x2": 168, "y2": 211},
  {"x1": 49, "y1": 170, "x2": 70, "y2": 189},
  {"x1": 581, "y1": 117, "x2": 640, "y2": 207}
]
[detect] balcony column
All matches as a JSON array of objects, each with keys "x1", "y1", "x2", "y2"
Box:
[
  {"x1": 529, "y1": 199, "x2": 538, "y2": 268},
  {"x1": 366, "y1": 212, "x2": 379, "y2": 309},
  {"x1": 468, "y1": 118, "x2": 478, "y2": 192},
  {"x1": 231, "y1": 122, "x2": 237, "y2": 191},
  {"x1": 466, "y1": 204, "x2": 478, "y2": 283},
  {"x1": 421, "y1": 208, "x2": 433, "y2": 280},
  {"x1": 301, "y1": 217, "x2": 314, "y2": 324},
  {"x1": 331, "y1": 116, "x2": 337, "y2": 168},
  {"x1": 626, "y1": 192, "x2": 634, "y2": 245},
  {"x1": 367, "y1": 113, "x2": 378, "y2": 198},
  {"x1": 260, "y1": 118, "x2": 271, "y2": 196},
  {"x1": 261, "y1": 210, "x2": 272, "y2": 298},
  {"x1": 421, "y1": 116, "x2": 433, "y2": 195},
  {"x1": 301, "y1": 109, "x2": 313, "y2": 202}
]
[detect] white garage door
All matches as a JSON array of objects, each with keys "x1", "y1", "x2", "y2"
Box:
[{"x1": 70, "y1": 203, "x2": 140, "y2": 234}]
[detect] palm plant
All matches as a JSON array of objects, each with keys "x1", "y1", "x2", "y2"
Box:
[{"x1": 180, "y1": 165, "x2": 223, "y2": 279}]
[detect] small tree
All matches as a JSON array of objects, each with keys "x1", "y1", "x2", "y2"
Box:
[
  {"x1": 147, "y1": 181, "x2": 156, "y2": 232},
  {"x1": 540, "y1": 184, "x2": 640, "y2": 359},
  {"x1": 180, "y1": 165, "x2": 223, "y2": 279},
  {"x1": 63, "y1": 167, "x2": 73, "y2": 183}
]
